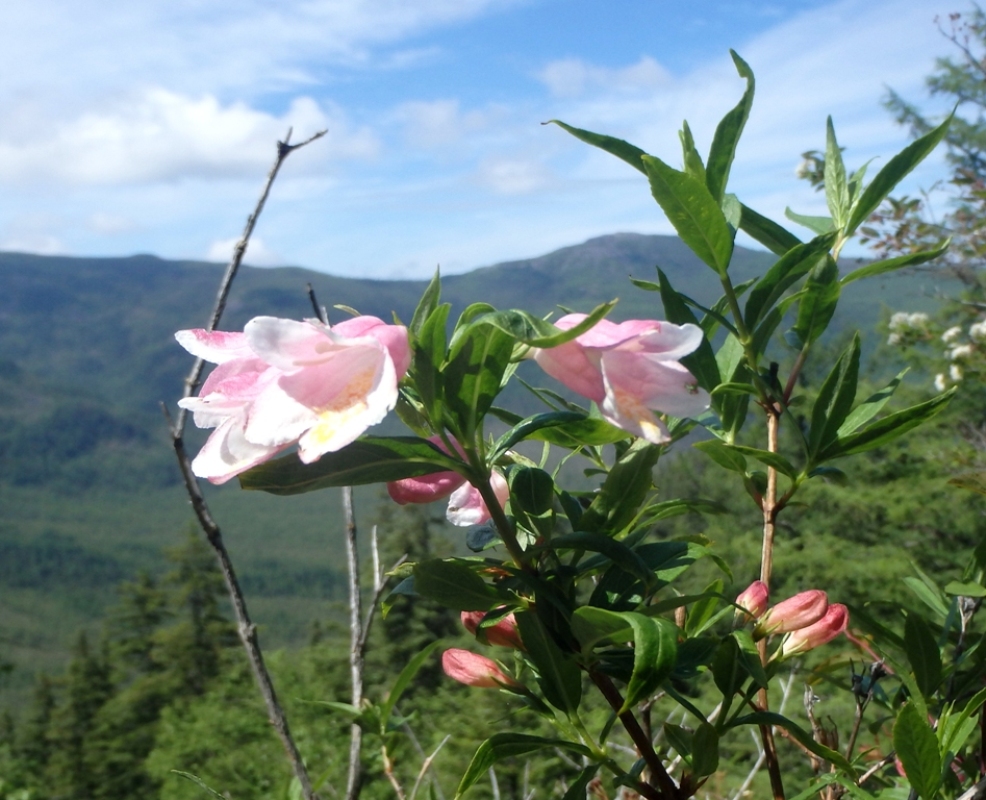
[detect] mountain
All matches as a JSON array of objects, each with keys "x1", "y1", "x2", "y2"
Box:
[{"x1": 0, "y1": 233, "x2": 955, "y2": 705}]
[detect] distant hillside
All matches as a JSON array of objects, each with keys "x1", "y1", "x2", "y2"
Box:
[{"x1": 0, "y1": 233, "x2": 957, "y2": 705}]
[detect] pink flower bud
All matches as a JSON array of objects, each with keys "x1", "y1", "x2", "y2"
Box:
[
  {"x1": 776, "y1": 604, "x2": 849, "y2": 659},
  {"x1": 735, "y1": 580, "x2": 769, "y2": 620},
  {"x1": 441, "y1": 649, "x2": 520, "y2": 689},
  {"x1": 387, "y1": 436, "x2": 465, "y2": 505},
  {"x1": 461, "y1": 610, "x2": 524, "y2": 650},
  {"x1": 754, "y1": 590, "x2": 828, "y2": 639}
]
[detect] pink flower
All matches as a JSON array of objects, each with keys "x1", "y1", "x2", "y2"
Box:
[
  {"x1": 754, "y1": 590, "x2": 828, "y2": 640},
  {"x1": 735, "y1": 580, "x2": 769, "y2": 621},
  {"x1": 176, "y1": 315, "x2": 410, "y2": 483},
  {"x1": 461, "y1": 610, "x2": 524, "y2": 649},
  {"x1": 776, "y1": 604, "x2": 849, "y2": 659},
  {"x1": 441, "y1": 649, "x2": 520, "y2": 689},
  {"x1": 532, "y1": 314, "x2": 710, "y2": 444},
  {"x1": 446, "y1": 470, "x2": 510, "y2": 527}
]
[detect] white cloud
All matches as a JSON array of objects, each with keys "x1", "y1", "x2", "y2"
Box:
[
  {"x1": 0, "y1": 232, "x2": 64, "y2": 255},
  {"x1": 206, "y1": 235, "x2": 283, "y2": 267},
  {"x1": 393, "y1": 99, "x2": 499, "y2": 148},
  {"x1": 0, "y1": 91, "x2": 378, "y2": 186},
  {"x1": 537, "y1": 56, "x2": 672, "y2": 99},
  {"x1": 477, "y1": 157, "x2": 552, "y2": 195},
  {"x1": 87, "y1": 213, "x2": 136, "y2": 235}
]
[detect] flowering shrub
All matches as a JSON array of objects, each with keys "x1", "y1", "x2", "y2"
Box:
[{"x1": 175, "y1": 52, "x2": 986, "y2": 800}]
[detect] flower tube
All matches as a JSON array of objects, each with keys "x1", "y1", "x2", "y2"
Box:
[{"x1": 441, "y1": 649, "x2": 520, "y2": 689}]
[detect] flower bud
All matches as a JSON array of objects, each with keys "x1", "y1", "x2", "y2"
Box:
[
  {"x1": 735, "y1": 580, "x2": 769, "y2": 621},
  {"x1": 753, "y1": 590, "x2": 828, "y2": 639},
  {"x1": 441, "y1": 649, "x2": 519, "y2": 689},
  {"x1": 776, "y1": 604, "x2": 849, "y2": 659},
  {"x1": 461, "y1": 610, "x2": 524, "y2": 650}
]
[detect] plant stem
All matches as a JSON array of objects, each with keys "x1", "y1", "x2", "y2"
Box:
[
  {"x1": 344, "y1": 487, "x2": 364, "y2": 800},
  {"x1": 475, "y1": 471, "x2": 532, "y2": 572},
  {"x1": 590, "y1": 672, "x2": 679, "y2": 800}
]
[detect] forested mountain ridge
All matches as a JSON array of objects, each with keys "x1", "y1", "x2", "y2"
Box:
[{"x1": 0, "y1": 233, "x2": 955, "y2": 705}]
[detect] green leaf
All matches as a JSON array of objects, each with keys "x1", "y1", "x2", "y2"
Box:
[
  {"x1": 726, "y1": 445, "x2": 797, "y2": 479},
  {"x1": 571, "y1": 606, "x2": 634, "y2": 651},
  {"x1": 836, "y1": 370, "x2": 907, "y2": 437},
  {"x1": 847, "y1": 113, "x2": 953, "y2": 233},
  {"x1": 489, "y1": 408, "x2": 628, "y2": 449},
  {"x1": 743, "y1": 233, "x2": 837, "y2": 329},
  {"x1": 642, "y1": 154, "x2": 734, "y2": 275},
  {"x1": 618, "y1": 613, "x2": 678, "y2": 711},
  {"x1": 239, "y1": 437, "x2": 464, "y2": 495},
  {"x1": 685, "y1": 579, "x2": 725, "y2": 636},
  {"x1": 944, "y1": 581, "x2": 986, "y2": 598},
  {"x1": 553, "y1": 532, "x2": 655, "y2": 588},
  {"x1": 456, "y1": 733, "x2": 591, "y2": 798},
  {"x1": 492, "y1": 410, "x2": 590, "y2": 455},
  {"x1": 514, "y1": 612, "x2": 582, "y2": 713},
  {"x1": 414, "y1": 560, "x2": 500, "y2": 611},
  {"x1": 905, "y1": 567, "x2": 950, "y2": 621},
  {"x1": 510, "y1": 467, "x2": 554, "y2": 517},
  {"x1": 840, "y1": 241, "x2": 950, "y2": 286},
  {"x1": 785, "y1": 208, "x2": 836, "y2": 235},
  {"x1": 949, "y1": 471, "x2": 986, "y2": 495},
  {"x1": 904, "y1": 612, "x2": 942, "y2": 698},
  {"x1": 729, "y1": 712, "x2": 853, "y2": 773},
  {"x1": 546, "y1": 120, "x2": 648, "y2": 174},
  {"x1": 445, "y1": 320, "x2": 515, "y2": 438},
  {"x1": 412, "y1": 302, "x2": 451, "y2": 418},
  {"x1": 679, "y1": 120, "x2": 706, "y2": 183},
  {"x1": 381, "y1": 641, "x2": 442, "y2": 728},
  {"x1": 657, "y1": 269, "x2": 721, "y2": 392},
  {"x1": 706, "y1": 51, "x2": 755, "y2": 203},
  {"x1": 893, "y1": 702, "x2": 942, "y2": 800},
  {"x1": 410, "y1": 269, "x2": 441, "y2": 337},
  {"x1": 711, "y1": 636, "x2": 743, "y2": 722},
  {"x1": 939, "y1": 686, "x2": 986, "y2": 757},
  {"x1": 739, "y1": 203, "x2": 802, "y2": 255},
  {"x1": 562, "y1": 766, "x2": 600, "y2": 800},
  {"x1": 824, "y1": 117, "x2": 850, "y2": 227},
  {"x1": 809, "y1": 334, "x2": 860, "y2": 458},
  {"x1": 691, "y1": 722, "x2": 720, "y2": 779},
  {"x1": 579, "y1": 439, "x2": 661, "y2": 534},
  {"x1": 820, "y1": 388, "x2": 956, "y2": 461},
  {"x1": 478, "y1": 302, "x2": 616, "y2": 348},
  {"x1": 170, "y1": 772, "x2": 227, "y2": 800},
  {"x1": 694, "y1": 440, "x2": 748, "y2": 474},
  {"x1": 710, "y1": 382, "x2": 758, "y2": 397},
  {"x1": 790, "y1": 255, "x2": 840, "y2": 350}
]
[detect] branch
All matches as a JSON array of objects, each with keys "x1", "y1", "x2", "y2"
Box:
[
  {"x1": 344, "y1": 486, "x2": 365, "y2": 800},
  {"x1": 165, "y1": 130, "x2": 324, "y2": 800},
  {"x1": 173, "y1": 127, "x2": 326, "y2": 437}
]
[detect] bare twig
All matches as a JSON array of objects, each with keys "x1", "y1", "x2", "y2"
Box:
[
  {"x1": 174, "y1": 127, "x2": 326, "y2": 436},
  {"x1": 307, "y1": 282, "x2": 330, "y2": 325},
  {"x1": 489, "y1": 768, "x2": 501, "y2": 800},
  {"x1": 167, "y1": 130, "x2": 324, "y2": 800},
  {"x1": 409, "y1": 735, "x2": 451, "y2": 800},
  {"x1": 857, "y1": 752, "x2": 895, "y2": 786},
  {"x1": 344, "y1": 487, "x2": 365, "y2": 800},
  {"x1": 730, "y1": 669, "x2": 798, "y2": 800}
]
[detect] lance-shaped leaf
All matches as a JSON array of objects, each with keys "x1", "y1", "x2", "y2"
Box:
[
  {"x1": 824, "y1": 117, "x2": 850, "y2": 227},
  {"x1": 380, "y1": 641, "x2": 442, "y2": 729},
  {"x1": 477, "y1": 302, "x2": 616, "y2": 348},
  {"x1": 841, "y1": 240, "x2": 950, "y2": 286},
  {"x1": 949, "y1": 471, "x2": 986, "y2": 495},
  {"x1": 515, "y1": 612, "x2": 582, "y2": 713},
  {"x1": 739, "y1": 203, "x2": 802, "y2": 255},
  {"x1": 579, "y1": 439, "x2": 661, "y2": 534},
  {"x1": 847, "y1": 113, "x2": 953, "y2": 233},
  {"x1": 618, "y1": 612, "x2": 678, "y2": 711},
  {"x1": 819, "y1": 388, "x2": 956, "y2": 461},
  {"x1": 726, "y1": 444, "x2": 797, "y2": 478},
  {"x1": 744, "y1": 233, "x2": 837, "y2": 329},
  {"x1": 808, "y1": 334, "x2": 860, "y2": 458},
  {"x1": 489, "y1": 408, "x2": 628, "y2": 450},
  {"x1": 691, "y1": 722, "x2": 720, "y2": 779},
  {"x1": 456, "y1": 733, "x2": 591, "y2": 798},
  {"x1": 657, "y1": 268, "x2": 720, "y2": 392},
  {"x1": 729, "y1": 711, "x2": 854, "y2": 773},
  {"x1": 706, "y1": 50, "x2": 755, "y2": 203},
  {"x1": 789, "y1": 255, "x2": 840, "y2": 350},
  {"x1": 411, "y1": 302, "x2": 451, "y2": 419},
  {"x1": 239, "y1": 436, "x2": 465, "y2": 495},
  {"x1": 553, "y1": 532, "x2": 656, "y2": 588},
  {"x1": 679, "y1": 120, "x2": 706, "y2": 182},
  {"x1": 836, "y1": 369, "x2": 907, "y2": 437},
  {"x1": 785, "y1": 208, "x2": 836, "y2": 235},
  {"x1": 445, "y1": 320, "x2": 515, "y2": 438},
  {"x1": 414, "y1": 560, "x2": 502, "y2": 611},
  {"x1": 492, "y1": 410, "x2": 585, "y2": 455},
  {"x1": 545, "y1": 120, "x2": 648, "y2": 174},
  {"x1": 894, "y1": 702, "x2": 942, "y2": 800},
  {"x1": 642, "y1": 154, "x2": 735, "y2": 275},
  {"x1": 939, "y1": 686, "x2": 986, "y2": 758},
  {"x1": 409, "y1": 269, "x2": 441, "y2": 337},
  {"x1": 904, "y1": 612, "x2": 942, "y2": 699},
  {"x1": 694, "y1": 440, "x2": 748, "y2": 474},
  {"x1": 571, "y1": 606, "x2": 634, "y2": 651}
]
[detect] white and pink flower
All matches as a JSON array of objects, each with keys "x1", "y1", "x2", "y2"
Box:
[
  {"x1": 176, "y1": 315, "x2": 410, "y2": 484},
  {"x1": 532, "y1": 314, "x2": 709, "y2": 444}
]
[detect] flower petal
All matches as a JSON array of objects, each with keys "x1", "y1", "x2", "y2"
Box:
[
  {"x1": 190, "y1": 417, "x2": 286, "y2": 484},
  {"x1": 175, "y1": 329, "x2": 254, "y2": 363}
]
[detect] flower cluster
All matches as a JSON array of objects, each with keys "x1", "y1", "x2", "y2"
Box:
[
  {"x1": 737, "y1": 581, "x2": 848, "y2": 660},
  {"x1": 442, "y1": 610, "x2": 523, "y2": 689},
  {"x1": 176, "y1": 316, "x2": 410, "y2": 483},
  {"x1": 886, "y1": 312, "x2": 932, "y2": 347}
]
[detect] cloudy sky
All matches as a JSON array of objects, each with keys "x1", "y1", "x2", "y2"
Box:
[{"x1": 0, "y1": 0, "x2": 957, "y2": 277}]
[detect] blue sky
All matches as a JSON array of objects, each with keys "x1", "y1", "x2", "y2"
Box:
[{"x1": 0, "y1": 0, "x2": 956, "y2": 278}]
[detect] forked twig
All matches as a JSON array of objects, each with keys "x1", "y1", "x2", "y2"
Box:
[{"x1": 167, "y1": 129, "x2": 325, "y2": 800}]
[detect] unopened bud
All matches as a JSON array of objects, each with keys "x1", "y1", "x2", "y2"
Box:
[
  {"x1": 461, "y1": 610, "x2": 524, "y2": 649},
  {"x1": 776, "y1": 604, "x2": 849, "y2": 659},
  {"x1": 735, "y1": 580, "x2": 769, "y2": 621},
  {"x1": 441, "y1": 649, "x2": 520, "y2": 689},
  {"x1": 754, "y1": 590, "x2": 828, "y2": 640}
]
